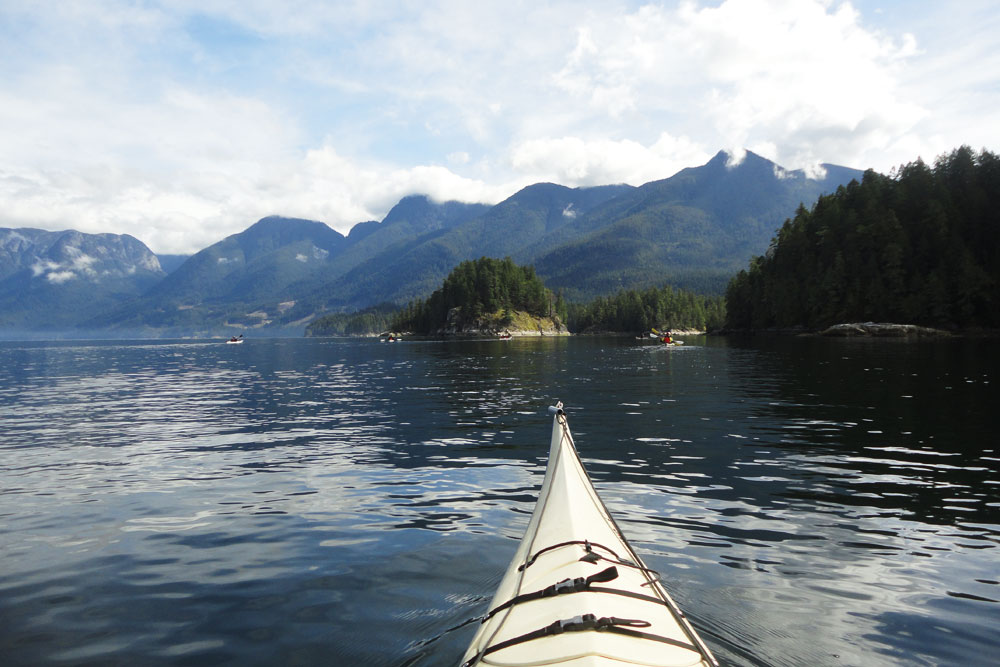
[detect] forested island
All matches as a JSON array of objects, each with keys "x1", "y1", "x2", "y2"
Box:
[
  {"x1": 389, "y1": 257, "x2": 567, "y2": 335},
  {"x1": 725, "y1": 146, "x2": 999, "y2": 331}
]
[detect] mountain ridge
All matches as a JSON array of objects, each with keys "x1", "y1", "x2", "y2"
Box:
[
  {"x1": 2, "y1": 150, "x2": 864, "y2": 336},
  {"x1": 0, "y1": 228, "x2": 164, "y2": 332}
]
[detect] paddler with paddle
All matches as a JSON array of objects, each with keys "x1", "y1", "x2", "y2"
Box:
[{"x1": 652, "y1": 327, "x2": 672, "y2": 344}]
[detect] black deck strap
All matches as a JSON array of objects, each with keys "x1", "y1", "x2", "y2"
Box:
[
  {"x1": 577, "y1": 549, "x2": 663, "y2": 587},
  {"x1": 518, "y1": 539, "x2": 621, "y2": 571},
  {"x1": 601, "y1": 621, "x2": 700, "y2": 652},
  {"x1": 482, "y1": 566, "x2": 619, "y2": 622},
  {"x1": 462, "y1": 614, "x2": 698, "y2": 667},
  {"x1": 586, "y1": 585, "x2": 668, "y2": 607},
  {"x1": 518, "y1": 539, "x2": 663, "y2": 589},
  {"x1": 482, "y1": 570, "x2": 676, "y2": 624}
]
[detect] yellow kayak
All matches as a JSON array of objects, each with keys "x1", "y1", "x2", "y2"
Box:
[{"x1": 461, "y1": 404, "x2": 717, "y2": 666}]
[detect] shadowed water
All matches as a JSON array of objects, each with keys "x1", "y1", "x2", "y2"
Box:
[{"x1": 0, "y1": 336, "x2": 996, "y2": 666}]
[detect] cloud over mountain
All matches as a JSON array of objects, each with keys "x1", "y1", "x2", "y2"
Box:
[{"x1": 0, "y1": 1, "x2": 995, "y2": 255}]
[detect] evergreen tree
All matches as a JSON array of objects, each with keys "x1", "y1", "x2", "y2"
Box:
[
  {"x1": 390, "y1": 257, "x2": 561, "y2": 333},
  {"x1": 725, "y1": 146, "x2": 999, "y2": 330},
  {"x1": 566, "y1": 285, "x2": 725, "y2": 333}
]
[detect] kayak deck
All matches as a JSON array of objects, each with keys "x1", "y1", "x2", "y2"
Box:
[{"x1": 462, "y1": 404, "x2": 717, "y2": 667}]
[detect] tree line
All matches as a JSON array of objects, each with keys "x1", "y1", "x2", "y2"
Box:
[
  {"x1": 567, "y1": 285, "x2": 726, "y2": 333},
  {"x1": 725, "y1": 146, "x2": 999, "y2": 330},
  {"x1": 305, "y1": 303, "x2": 398, "y2": 336}
]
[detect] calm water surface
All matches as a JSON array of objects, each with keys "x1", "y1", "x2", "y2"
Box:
[{"x1": 1, "y1": 336, "x2": 997, "y2": 666}]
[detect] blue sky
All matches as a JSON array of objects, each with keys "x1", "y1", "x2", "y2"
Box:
[{"x1": 1, "y1": 0, "x2": 998, "y2": 254}]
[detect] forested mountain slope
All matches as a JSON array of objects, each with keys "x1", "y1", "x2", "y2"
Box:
[
  {"x1": 530, "y1": 150, "x2": 862, "y2": 298},
  {"x1": 725, "y1": 146, "x2": 999, "y2": 330}
]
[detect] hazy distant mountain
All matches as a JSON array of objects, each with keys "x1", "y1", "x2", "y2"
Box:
[
  {"x1": 0, "y1": 228, "x2": 164, "y2": 331},
  {"x1": 94, "y1": 199, "x2": 491, "y2": 335},
  {"x1": 156, "y1": 254, "x2": 190, "y2": 274},
  {"x1": 87, "y1": 216, "x2": 350, "y2": 334}
]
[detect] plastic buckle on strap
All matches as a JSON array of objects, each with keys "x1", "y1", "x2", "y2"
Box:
[
  {"x1": 554, "y1": 577, "x2": 585, "y2": 594},
  {"x1": 559, "y1": 613, "x2": 597, "y2": 632}
]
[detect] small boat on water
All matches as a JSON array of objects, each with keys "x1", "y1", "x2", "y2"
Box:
[
  {"x1": 461, "y1": 403, "x2": 717, "y2": 667},
  {"x1": 226, "y1": 335, "x2": 244, "y2": 344},
  {"x1": 651, "y1": 328, "x2": 683, "y2": 346}
]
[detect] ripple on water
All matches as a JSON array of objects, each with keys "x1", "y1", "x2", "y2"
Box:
[{"x1": 0, "y1": 337, "x2": 997, "y2": 666}]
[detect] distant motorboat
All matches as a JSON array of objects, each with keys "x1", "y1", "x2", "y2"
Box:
[{"x1": 226, "y1": 335, "x2": 244, "y2": 344}]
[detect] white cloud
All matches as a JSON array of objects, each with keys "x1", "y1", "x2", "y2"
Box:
[
  {"x1": 261, "y1": 144, "x2": 510, "y2": 229},
  {"x1": 69, "y1": 251, "x2": 97, "y2": 274},
  {"x1": 46, "y1": 271, "x2": 77, "y2": 284},
  {"x1": 30, "y1": 254, "x2": 101, "y2": 283},
  {"x1": 31, "y1": 261, "x2": 60, "y2": 277},
  {"x1": 725, "y1": 149, "x2": 748, "y2": 169},
  {"x1": 0, "y1": 1, "x2": 995, "y2": 254},
  {"x1": 540, "y1": 0, "x2": 931, "y2": 173},
  {"x1": 511, "y1": 133, "x2": 710, "y2": 187}
]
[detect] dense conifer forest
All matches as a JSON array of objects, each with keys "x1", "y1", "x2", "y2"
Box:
[
  {"x1": 567, "y1": 286, "x2": 726, "y2": 333},
  {"x1": 725, "y1": 146, "x2": 999, "y2": 330},
  {"x1": 390, "y1": 257, "x2": 565, "y2": 334},
  {"x1": 304, "y1": 303, "x2": 398, "y2": 336}
]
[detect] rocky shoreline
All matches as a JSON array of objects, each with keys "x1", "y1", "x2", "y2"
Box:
[
  {"x1": 714, "y1": 322, "x2": 966, "y2": 337},
  {"x1": 818, "y1": 322, "x2": 951, "y2": 338}
]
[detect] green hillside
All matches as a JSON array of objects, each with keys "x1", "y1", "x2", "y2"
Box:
[
  {"x1": 530, "y1": 150, "x2": 863, "y2": 298},
  {"x1": 725, "y1": 146, "x2": 999, "y2": 330},
  {"x1": 296, "y1": 183, "x2": 633, "y2": 315}
]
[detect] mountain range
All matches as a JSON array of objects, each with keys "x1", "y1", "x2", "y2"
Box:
[{"x1": 1, "y1": 150, "x2": 863, "y2": 337}]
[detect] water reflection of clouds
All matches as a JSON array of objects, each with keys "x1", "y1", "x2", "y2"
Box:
[
  {"x1": 2, "y1": 337, "x2": 997, "y2": 666},
  {"x1": 600, "y1": 470, "x2": 994, "y2": 666}
]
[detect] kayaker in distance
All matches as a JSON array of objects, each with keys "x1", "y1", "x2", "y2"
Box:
[{"x1": 662, "y1": 330, "x2": 672, "y2": 344}]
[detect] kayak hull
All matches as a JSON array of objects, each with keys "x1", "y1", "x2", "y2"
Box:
[{"x1": 461, "y1": 406, "x2": 716, "y2": 667}]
